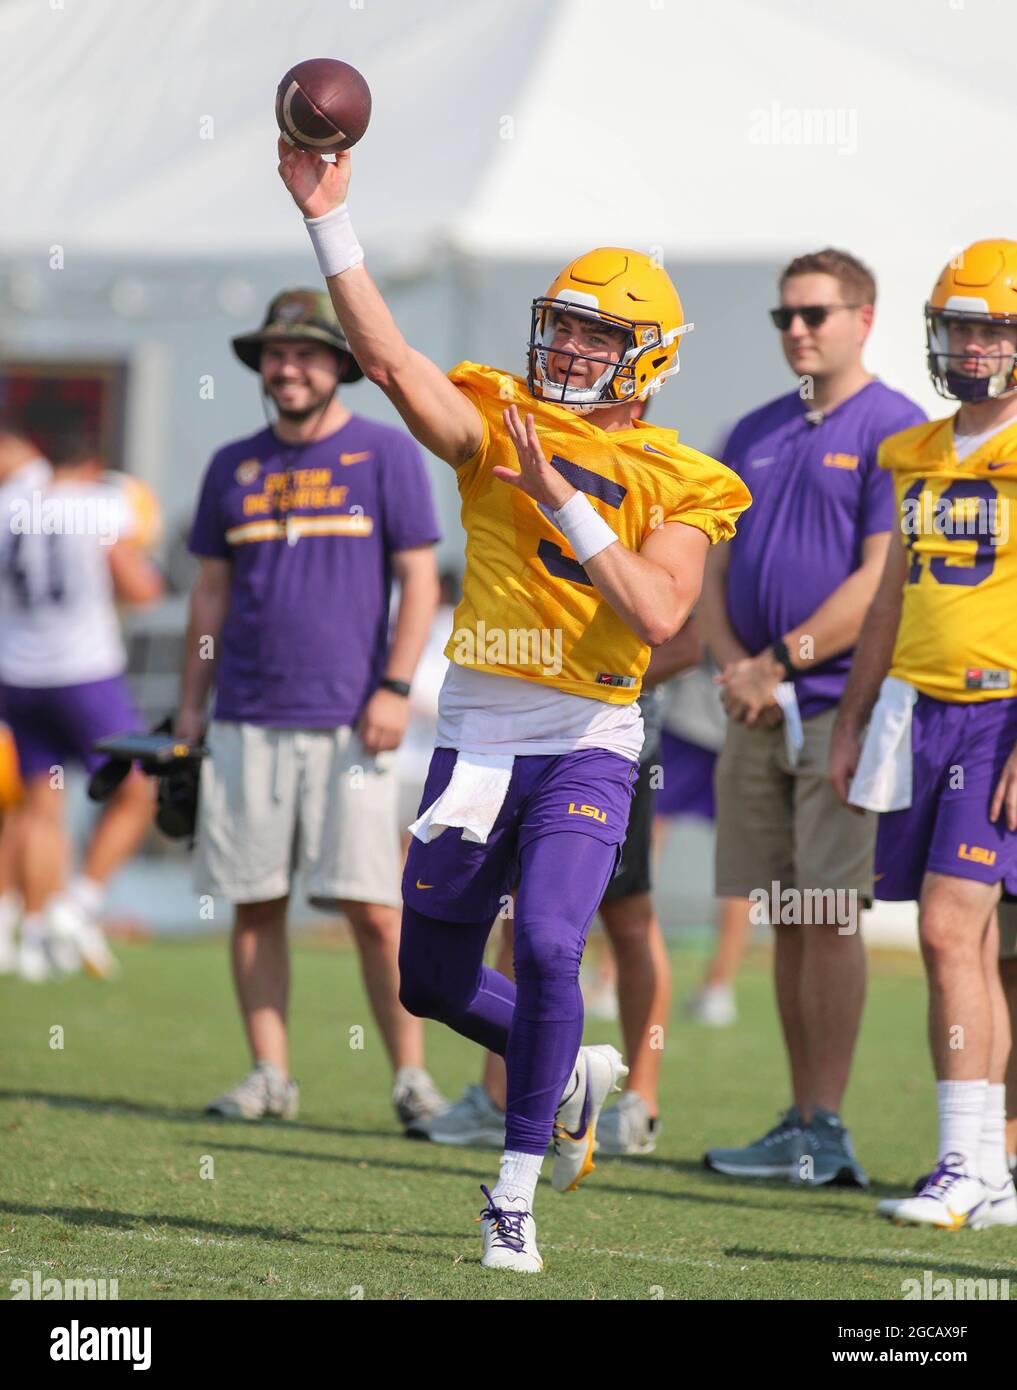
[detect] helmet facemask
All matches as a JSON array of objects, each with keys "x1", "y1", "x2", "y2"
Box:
[
  {"x1": 926, "y1": 305, "x2": 1017, "y2": 402},
  {"x1": 527, "y1": 297, "x2": 687, "y2": 413}
]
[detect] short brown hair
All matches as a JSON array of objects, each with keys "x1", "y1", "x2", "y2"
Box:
[{"x1": 779, "y1": 248, "x2": 876, "y2": 308}]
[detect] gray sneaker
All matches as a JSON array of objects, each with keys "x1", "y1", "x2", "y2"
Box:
[
  {"x1": 704, "y1": 1105, "x2": 808, "y2": 1178},
  {"x1": 596, "y1": 1091, "x2": 660, "y2": 1155},
  {"x1": 205, "y1": 1061, "x2": 299, "y2": 1120},
  {"x1": 392, "y1": 1066, "x2": 448, "y2": 1138},
  {"x1": 425, "y1": 1084, "x2": 506, "y2": 1148},
  {"x1": 800, "y1": 1107, "x2": 869, "y2": 1188}
]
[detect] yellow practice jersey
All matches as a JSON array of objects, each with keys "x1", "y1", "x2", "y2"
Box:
[
  {"x1": 445, "y1": 361, "x2": 751, "y2": 703},
  {"x1": 883, "y1": 415, "x2": 1017, "y2": 702}
]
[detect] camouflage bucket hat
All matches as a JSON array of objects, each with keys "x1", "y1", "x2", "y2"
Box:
[{"x1": 231, "y1": 288, "x2": 364, "y2": 383}]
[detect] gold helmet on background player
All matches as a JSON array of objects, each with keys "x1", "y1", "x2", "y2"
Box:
[
  {"x1": 926, "y1": 239, "x2": 1017, "y2": 401},
  {"x1": 527, "y1": 247, "x2": 692, "y2": 413}
]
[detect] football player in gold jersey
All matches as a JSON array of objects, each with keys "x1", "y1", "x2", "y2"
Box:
[
  {"x1": 279, "y1": 138, "x2": 750, "y2": 1272},
  {"x1": 831, "y1": 240, "x2": 1017, "y2": 1229}
]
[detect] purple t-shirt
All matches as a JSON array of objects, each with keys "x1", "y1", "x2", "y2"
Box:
[
  {"x1": 724, "y1": 380, "x2": 925, "y2": 718},
  {"x1": 188, "y1": 418, "x2": 440, "y2": 728}
]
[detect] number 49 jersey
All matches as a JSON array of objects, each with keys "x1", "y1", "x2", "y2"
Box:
[
  {"x1": 446, "y1": 361, "x2": 751, "y2": 704},
  {"x1": 883, "y1": 416, "x2": 1017, "y2": 702}
]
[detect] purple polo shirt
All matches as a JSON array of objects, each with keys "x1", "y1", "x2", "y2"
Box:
[
  {"x1": 188, "y1": 417, "x2": 440, "y2": 728},
  {"x1": 723, "y1": 381, "x2": 925, "y2": 718}
]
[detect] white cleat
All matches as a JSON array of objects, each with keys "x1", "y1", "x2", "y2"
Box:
[
  {"x1": 973, "y1": 1177, "x2": 1017, "y2": 1228},
  {"x1": 478, "y1": 1186, "x2": 543, "y2": 1273},
  {"x1": 551, "y1": 1044, "x2": 628, "y2": 1193},
  {"x1": 890, "y1": 1155, "x2": 988, "y2": 1230},
  {"x1": 880, "y1": 1173, "x2": 1017, "y2": 1228}
]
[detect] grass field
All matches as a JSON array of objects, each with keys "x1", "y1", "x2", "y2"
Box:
[{"x1": 3, "y1": 936, "x2": 1017, "y2": 1302}]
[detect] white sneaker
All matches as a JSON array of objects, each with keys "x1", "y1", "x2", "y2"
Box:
[
  {"x1": 392, "y1": 1066, "x2": 448, "y2": 1137},
  {"x1": 890, "y1": 1155, "x2": 988, "y2": 1229},
  {"x1": 478, "y1": 1185, "x2": 542, "y2": 1273},
  {"x1": 551, "y1": 1044, "x2": 628, "y2": 1193},
  {"x1": 426, "y1": 1085, "x2": 505, "y2": 1148},
  {"x1": 17, "y1": 934, "x2": 56, "y2": 983},
  {"x1": 596, "y1": 1090, "x2": 660, "y2": 1155},
  {"x1": 0, "y1": 894, "x2": 21, "y2": 973},
  {"x1": 45, "y1": 897, "x2": 118, "y2": 980},
  {"x1": 205, "y1": 1061, "x2": 299, "y2": 1120},
  {"x1": 685, "y1": 983, "x2": 737, "y2": 1027}
]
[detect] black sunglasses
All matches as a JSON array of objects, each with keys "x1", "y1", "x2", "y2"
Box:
[{"x1": 769, "y1": 304, "x2": 859, "y2": 331}]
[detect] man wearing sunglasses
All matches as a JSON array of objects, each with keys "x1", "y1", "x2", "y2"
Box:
[{"x1": 700, "y1": 249, "x2": 924, "y2": 1186}]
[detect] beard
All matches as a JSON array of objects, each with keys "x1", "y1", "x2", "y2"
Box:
[{"x1": 265, "y1": 381, "x2": 335, "y2": 422}]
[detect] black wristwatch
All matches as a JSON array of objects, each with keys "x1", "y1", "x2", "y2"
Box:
[
  {"x1": 770, "y1": 639, "x2": 796, "y2": 679},
  {"x1": 378, "y1": 677, "x2": 411, "y2": 697}
]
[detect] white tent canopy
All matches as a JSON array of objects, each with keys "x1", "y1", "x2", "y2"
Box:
[
  {"x1": 3, "y1": 0, "x2": 1014, "y2": 266},
  {"x1": 3, "y1": 0, "x2": 1017, "y2": 456}
]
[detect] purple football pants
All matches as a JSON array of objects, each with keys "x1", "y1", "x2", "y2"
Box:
[{"x1": 398, "y1": 746, "x2": 636, "y2": 1155}]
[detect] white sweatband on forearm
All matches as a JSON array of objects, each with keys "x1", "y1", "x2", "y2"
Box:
[
  {"x1": 304, "y1": 202, "x2": 365, "y2": 278},
  {"x1": 553, "y1": 491, "x2": 618, "y2": 565}
]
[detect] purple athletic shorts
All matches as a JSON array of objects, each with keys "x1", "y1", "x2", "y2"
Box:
[
  {"x1": 402, "y1": 747, "x2": 638, "y2": 924},
  {"x1": 875, "y1": 694, "x2": 1017, "y2": 900},
  {"x1": 0, "y1": 675, "x2": 143, "y2": 781}
]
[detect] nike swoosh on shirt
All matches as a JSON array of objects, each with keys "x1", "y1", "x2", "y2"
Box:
[
  {"x1": 340, "y1": 451, "x2": 372, "y2": 465},
  {"x1": 642, "y1": 442, "x2": 671, "y2": 457},
  {"x1": 986, "y1": 460, "x2": 1013, "y2": 471},
  {"x1": 415, "y1": 880, "x2": 433, "y2": 890}
]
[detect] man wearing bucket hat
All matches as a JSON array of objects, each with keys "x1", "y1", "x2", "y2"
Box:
[{"x1": 177, "y1": 288, "x2": 447, "y2": 1134}]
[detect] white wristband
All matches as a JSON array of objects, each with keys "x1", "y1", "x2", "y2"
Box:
[
  {"x1": 304, "y1": 202, "x2": 364, "y2": 278},
  {"x1": 553, "y1": 491, "x2": 618, "y2": 565}
]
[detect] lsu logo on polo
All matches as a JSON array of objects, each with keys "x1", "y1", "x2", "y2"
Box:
[
  {"x1": 822, "y1": 452, "x2": 859, "y2": 470},
  {"x1": 958, "y1": 843, "x2": 997, "y2": 866},
  {"x1": 567, "y1": 802, "x2": 607, "y2": 823}
]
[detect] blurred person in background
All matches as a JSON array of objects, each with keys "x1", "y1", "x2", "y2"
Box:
[
  {"x1": 179, "y1": 289, "x2": 445, "y2": 1135},
  {"x1": 0, "y1": 421, "x2": 162, "y2": 981},
  {"x1": 699, "y1": 249, "x2": 925, "y2": 1186}
]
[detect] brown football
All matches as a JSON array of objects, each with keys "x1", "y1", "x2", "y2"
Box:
[{"x1": 275, "y1": 58, "x2": 372, "y2": 154}]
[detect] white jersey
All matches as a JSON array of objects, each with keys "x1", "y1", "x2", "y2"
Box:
[{"x1": 0, "y1": 469, "x2": 133, "y2": 687}]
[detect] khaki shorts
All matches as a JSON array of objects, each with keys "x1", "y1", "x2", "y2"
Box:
[
  {"x1": 193, "y1": 721, "x2": 402, "y2": 909},
  {"x1": 1000, "y1": 899, "x2": 1017, "y2": 959},
  {"x1": 714, "y1": 705, "x2": 876, "y2": 902}
]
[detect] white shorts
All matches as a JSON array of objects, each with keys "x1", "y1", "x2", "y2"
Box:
[{"x1": 193, "y1": 721, "x2": 402, "y2": 909}]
